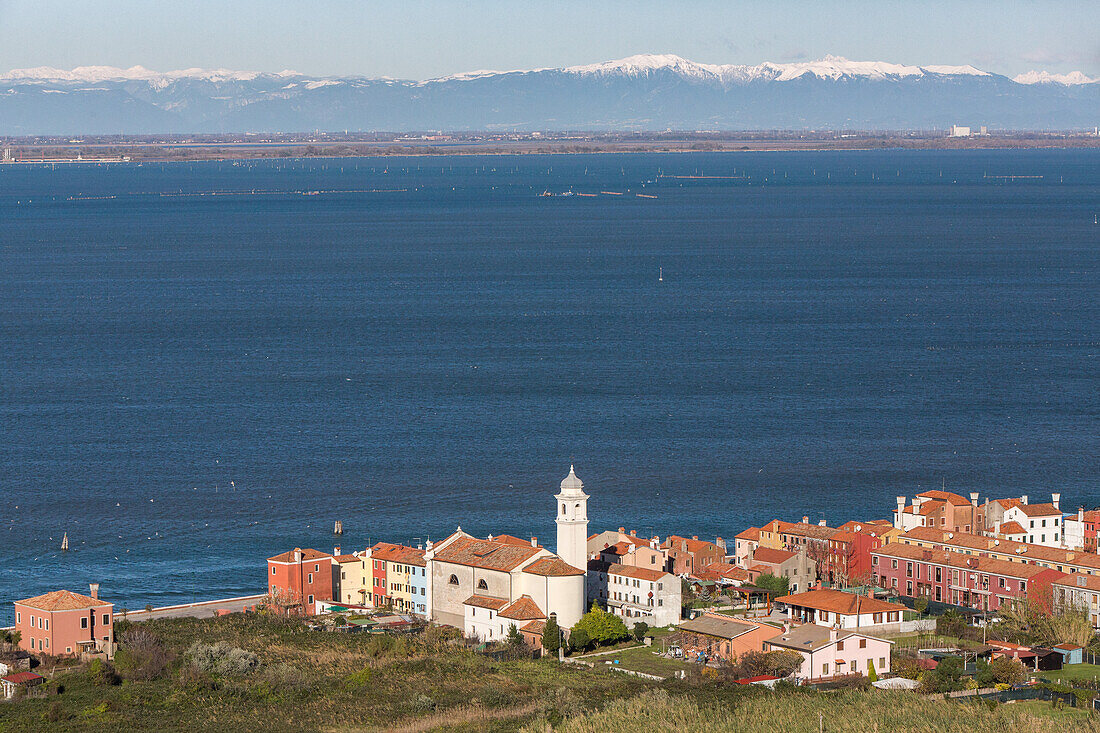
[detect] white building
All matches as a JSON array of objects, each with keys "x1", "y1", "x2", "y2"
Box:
[
  {"x1": 765, "y1": 625, "x2": 893, "y2": 681},
  {"x1": 429, "y1": 466, "x2": 589, "y2": 635},
  {"x1": 950, "y1": 125, "x2": 971, "y2": 137},
  {"x1": 775, "y1": 589, "x2": 907, "y2": 630},
  {"x1": 587, "y1": 560, "x2": 681, "y2": 628},
  {"x1": 1000, "y1": 494, "x2": 1063, "y2": 547},
  {"x1": 1062, "y1": 508, "x2": 1100, "y2": 552},
  {"x1": 463, "y1": 594, "x2": 546, "y2": 642}
]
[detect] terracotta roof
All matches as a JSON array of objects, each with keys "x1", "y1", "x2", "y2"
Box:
[
  {"x1": 370, "y1": 542, "x2": 426, "y2": 566},
  {"x1": 917, "y1": 490, "x2": 971, "y2": 506},
  {"x1": 678, "y1": 615, "x2": 769, "y2": 640},
  {"x1": 463, "y1": 594, "x2": 508, "y2": 611},
  {"x1": 334, "y1": 554, "x2": 362, "y2": 563},
  {"x1": 607, "y1": 564, "x2": 669, "y2": 582},
  {"x1": 696, "y1": 563, "x2": 750, "y2": 583},
  {"x1": 1053, "y1": 574, "x2": 1100, "y2": 592},
  {"x1": 491, "y1": 534, "x2": 541, "y2": 548},
  {"x1": 751, "y1": 547, "x2": 797, "y2": 565},
  {"x1": 433, "y1": 536, "x2": 542, "y2": 572},
  {"x1": 520, "y1": 620, "x2": 547, "y2": 635},
  {"x1": 775, "y1": 589, "x2": 907, "y2": 616},
  {"x1": 16, "y1": 589, "x2": 111, "y2": 611},
  {"x1": 997, "y1": 521, "x2": 1026, "y2": 535},
  {"x1": 1067, "y1": 510, "x2": 1100, "y2": 523},
  {"x1": 766, "y1": 625, "x2": 891, "y2": 654},
  {"x1": 781, "y1": 523, "x2": 839, "y2": 540},
  {"x1": 1, "y1": 672, "x2": 44, "y2": 685},
  {"x1": 898, "y1": 527, "x2": 1100, "y2": 572},
  {"x1": 989, "y1": 498, "x2": 1022, "y2": 510},
  {"x1": 663, "y1": 535, "x2": 719, "y2": 554},
  {"x1": 523, "y1": 557, "x2": 585, "y2": 577},
  {"x1": 620, "y1": 534, "x2": 658, "y2": 548},
  {"x1": 1054, "y1": 644, "x2": 1083, "y2": 650},
  {"x1": 1014, "y1": 503, "x2": 1061, "y2": 518},
  {"x1": 735, "y1": 527, "x2": 761, "y2": 541},
  {"x1": 499, "y1": 595, "x2": 546, "y2": 621},
  {"x1": 268, "y1": 548, "x2": 333, "y2": 564},
  {"x1": 602, "y1": 541, "x2": 632, "y2": 556}
]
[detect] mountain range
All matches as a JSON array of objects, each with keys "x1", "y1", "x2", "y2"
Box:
[{"x1": 1, "y1": 54, "x2": 1097, "y2": 135}]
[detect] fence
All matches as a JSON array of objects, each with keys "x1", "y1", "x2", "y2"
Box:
[{"x1": 946, "y1": 686, "x2": 1081, "y2": 707}]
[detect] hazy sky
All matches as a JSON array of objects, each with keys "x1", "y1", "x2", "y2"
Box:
[{"x1": 2, "y1": 0, "x2": 1097, "y2": 78}]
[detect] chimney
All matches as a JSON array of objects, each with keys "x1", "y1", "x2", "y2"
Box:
[
  {"x1": 1080, "y1": 508, "x2": 1085, "y2": 522},
  {"x1": 829, "y1": 626, "x2": 838, "y2": 642},
  {"x1": 294, "y1": 548, "x2": 302, "y2": 563},
  {"x1": 802, "y1": 516, "x2": 809, "y2": 525},
  {"x1": 89, "y1": 583, "x2": 99, "y2": 600},
  {"x1": 818, "y1": 519, "x2": 827, "y2": 527},
  {"x1": 333, "y1": 546, "x2": 341, "y2": 556},
  {"x1": 1021, "y1": 495, "x2": 1028, "y2": 505},
  {"x1": 618, "y1": 527, "x2": 625, "y2": 533},
  {"x1": 630, "y1": 529, "x2": 637, "y2": 537},
  {"x1": 692, "y1": 536, "x2": 698, "y2": 541},
  {"x1": 867, "y1": 589, "x2": 875, "y2": 598},
  {"x1": 716, "y1": 537, "x2": 726, "y2": 552},
  {"x1": 530, "y1": 537, "x2": 538, "y2": 547},
  {"x1": 1052, "y1": 493, "x2": 1060, "y2": 511},
  {"x1": 970, "y1": 492, "x2": 979, "y2": 507},
  {"x1": 681, "y1": 540, "x2": 688, "y2": 552}
]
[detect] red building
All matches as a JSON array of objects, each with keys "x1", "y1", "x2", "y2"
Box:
[
  {"x1": 13, "y1": 585, "x2": 113, "y2": 658},
  {"x1": 871, "y1": 543, "x2": 1066, "y2": 613},
  {"x1": 267, "y1": 548, "x2": 335, "y2": 615},
  {"x1": 662, "y1": 536, "x2": 725, "y2": 576},
  {"x1": 371, "y1": 549, "x2": 389, "y2": 607},
  {"x1": 823, "y1": 522, "x2": 887, "y2": 587}
]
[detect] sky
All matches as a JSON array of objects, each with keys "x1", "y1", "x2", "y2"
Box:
[{"x1": 1, "y1": 0, "x2": 1097, "y2": 78}]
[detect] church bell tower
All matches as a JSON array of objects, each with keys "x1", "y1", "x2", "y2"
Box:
[{"x1": 555, "y1": 465, "x2": 589, "y2": 571}]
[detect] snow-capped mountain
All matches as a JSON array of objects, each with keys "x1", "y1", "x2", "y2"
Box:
[{"x1": 0, "y1": 54, "x2": 1096, "y2": 134}]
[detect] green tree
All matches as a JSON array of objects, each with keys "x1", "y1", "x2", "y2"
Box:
[
  {"x1": 867, "y1": 660, "x2": 878, "y2": 683},
  {"x1": 542, "y1": 615, "x2": 561, "y2": 655},
  {"x1": 990, "y1": 657, "x2": 1027, "y2": 685},
  {"x1": 913, "y1": 597, "x2": 929, "y2": 617},
  {"x1": 754, "y1": 573, "x2": 790, "y2": 597},
  {"x1": 573, "y1": 603, "x2": 630, "y2": 647},
  {"x1": 506, "y1": 623, "x2": 524, "y2": 647},
  {"x1": 569, "y1": 628, "x2": 591, "y2": 654},
  {"x1": 632, "y1": 622, "x2": 649, "y2": 642}
]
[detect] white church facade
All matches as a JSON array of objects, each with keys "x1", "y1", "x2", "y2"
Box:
[{"x1": 424, "y1": 466, "x2": 589, "y2": 637}]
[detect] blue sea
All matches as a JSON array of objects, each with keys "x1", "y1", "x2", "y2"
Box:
[{"x1": 1, "y1": 150, "x2": 1098, "y2": 623}]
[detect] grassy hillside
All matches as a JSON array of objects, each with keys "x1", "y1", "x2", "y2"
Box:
[{"x1": 0, "y1": 614, "x2": 1094, "y2": 732}]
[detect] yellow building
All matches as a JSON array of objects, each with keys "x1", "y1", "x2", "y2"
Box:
[{"x1": 334, "y1": 549, "x2": 372, "y2": 607}]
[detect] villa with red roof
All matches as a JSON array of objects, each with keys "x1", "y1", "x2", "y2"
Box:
[
  {"x1": 662, "y1": 535, "x2": 725, "y2": 576},
  {"x1": 775, "y1": 589, "x2": 907, "y2": 629},
  {"x1": 998, "y1": 495, "x2": 1064, "y2": 548},
  {"x1": 587, "y1": 560, "x2": 681, "y2": 627},
  {"x1": 13, "y1": 584, "x2": 114, "y2": 658},
  {"x1": 745, "y1": 547, "x2": 816, "y2": 594},
  {"x1": 893, "y1": 490, "x2": 982, "y2": 534}
]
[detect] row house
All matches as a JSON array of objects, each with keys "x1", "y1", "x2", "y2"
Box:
[
  {"x1": 733, "y1": 527, "x2": 761, "y2": 567},
  {"x1": 334, "y1": 548, "x2": 371, "y2": 607},
  {"x1": 745, "y1": 547, "x2": 816, "y2": 594},
  {"x1": 871, "y1": 543, "x2": 1066, "y2": 612},
  {"x1": 759, "y1": 519, "x2": 838, "y2": 553},
  {"x1": 587, "y1": 560, "x2": 681, "y2": 627},
  {"x1": 692, "y1": 562, "x2": 750, "y2": 586},
  {"x1": 774, "y1": 589, "x2": 907, "y2": 629},
  {"x1": 662, "y1": 535, "x2": 725, "y2": 576},
  {"x1": 1052, "y1": 574, "x2": 1100, "y2": 631},
  {"x1": 371, "y1": 542, "x2": 428, "y2": 615},
  {"x1": 996, "y1": 495, "x2": 1063, "y2": 548},
  {"x1": 820, "y1": 522, "x2": 888, "y2": 587},
  {"x1": 1062, "y1": 509, "x2": 1100, "y2": 553},
  {"x1": 895, "y1": 527, "x2": 1100, "y2": 578},
  {"x1": 267, "y1": 548, "x2": 336, "y2": 615},
  {"x1": 893, "y1": 490, "x2": 982, "y2": 534}
]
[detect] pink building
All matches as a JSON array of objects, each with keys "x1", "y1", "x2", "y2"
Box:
[
  {"x1": 871, "y1": 543, "x2": 1066, "y2": 612},
  {"x1": 267, "y1": 548, "x2": 336, "y2": 615},
  {"x1": 13, "y1": 585, "x2": 113, "y2": 658},
  {"x1": 765, "y1": 625, "x2": 893, "y2": 681}
]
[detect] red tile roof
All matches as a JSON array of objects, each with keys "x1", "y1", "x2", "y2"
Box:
[
  {"x1": 433, "y1": 537, "x2": 542, "y2": 572},
  {"x1": 750, "y1": 547, "x2": 797, "y2": 565},
  {"x1": 735, "y1": 527, "x2": 762, "y2": 541},
  {"x1": 1014, "y1": 503, "x2": 1061, "y2": 518},
  {"x1": 663, "y1": 535, "x2": 720, "y2": 554},
  {"x1": 872, "y1": 543, "x2": 1066, "y2": 580},
  {"x1": 463, "y1": 594, "x2": 508, "y2": 611},
  {"x1": 1, "y1": 672, "x2": 44, "y2": 685},
  {"x1": 522, "y1": 557, "x2": 585, "y2": 577},
  {"x1": 898, "y1": 527, "x2": 1100, "y2": 572},
  {"x1": 1053, "y1": 574, "x2": 1100, "y2": 592},
  {"x1": 696, "y1": 562, "x2": 750, "y2": 583},
  {"x1": 521, "y1": 619, "x2": 547, "y2": 635},
  {"x1": 917, "y1": 490, "x2": 972, "y2": 506},
  {"x1": 267, "y1": 548, "x2": 333, "y2": 564},
  {"x1": 775, "y1": 589, "x2": 907, "y2": 616},
  {"x1": 997, "y1": 521, "x2": 1026, "y2": 535},
  {"x1": 371, "y1": 542, "x2": 426, "y2": 566},
  {"x1": 492, "y1": 534, "x2": 541, "y2": 548},
  {"x1": 499, "y1": 595, "x2": 546, "y2": 620},
  {"x1": 334, "y1": 553, "x2": 362, "y2": 563},
  {"x1": 16, "y1": 590, "x2": 111, "y2": 611},
  {"x1": 607, "y1": 564, "x2": 669, "y2": 582}
]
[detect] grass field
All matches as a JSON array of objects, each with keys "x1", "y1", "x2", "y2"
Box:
[
  {"x1": 1036, "y1": 663, "x2": 1100, "y2": 686},
  {"x1": 585, "y1": 645, "x2": 695, "y2": 678},
  {"x1": 0, "y1": 614, "x2": 1096, "y2": 732}
]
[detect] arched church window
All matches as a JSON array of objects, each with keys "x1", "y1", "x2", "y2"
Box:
[
  {"x1": 448, "y1": 574, "x2": 459, "y2": 585},
  {"x1": 562, "y1": 504, "x2": 566, "y2": 514},
  {"x1": 477, "y1": 579, "x2": 488, "y2": 590}
]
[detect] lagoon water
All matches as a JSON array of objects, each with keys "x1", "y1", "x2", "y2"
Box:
[{"x1": 1, "y1": 149, "x2": 1098, "y2": 621}]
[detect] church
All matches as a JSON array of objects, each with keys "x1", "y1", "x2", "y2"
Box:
[{"x1": 424, "y1": 466, "x2": 589, "y2": 639}]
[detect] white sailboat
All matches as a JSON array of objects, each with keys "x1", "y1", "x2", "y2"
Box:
[{"x1": 658, "y1": 267, "x2": 663, "y2": 282}]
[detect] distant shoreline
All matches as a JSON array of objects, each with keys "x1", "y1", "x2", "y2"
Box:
[{"x1": 3, "y1": 133, "x2": 1098, "y2": 164}]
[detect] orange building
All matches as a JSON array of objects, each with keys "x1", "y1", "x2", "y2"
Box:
[
  {"x1": 676, "y1": 612, "x2": 779, "y2": 663},
  {"x1": 267, "y1": 548, "x2": 335, "y2": 615},
  {"x1": 13, "y1": 585, "x2": 113, "y2": 658}
]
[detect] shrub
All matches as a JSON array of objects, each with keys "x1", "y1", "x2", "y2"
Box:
[
  {"x1": 572, "y1": 603, "x2": 630, "y2": 648},
  {"x1": 186, "y1": 641, "x2": 259, "y2": 676},
  {"x1": 990, "y1": 657, "x2": 1027, "y2": 685},
  {"x1": 479, "y1": 684, "x2": 513, "y2": 708},
  {"x1": 893, "y1": 657, "x2": 923, "y2": 680},
  {"x1": 45, "y1": 701, "x2": 65, "y2": 723},
  {"x1": 568, "y1": 628, "x2": 591, "y2": 654},
  {"x1": 412, "y1": 694, "x2": 436, "y2": 713},
  {"x1": 867, "y1": 660, "x2": 878, "y2": 683},
  {"x1": 345, "y1": 667, "x2": 373, "y2": 689},
  {"x1": 632, "y1": 622, "x2": 650, "y2": 642},
  {"x1": 87, "y1": 658, "x2": 120, "y2": 686},
  {"x1": 115, "y1": 628, "x2": 174, "y2": 681},
  {"x1": 507, "y1": 623, "x2": 525, "y2": 647},
  {"x1": 176, "y1": 667, "x2": 218, "y2": 693},
  {"x1": 542, "y1": 616, "x2": 561, "y2": 655}
]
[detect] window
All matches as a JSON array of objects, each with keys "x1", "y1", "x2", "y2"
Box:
[
  {"x1": 891, "y1": 559, "x2": 898, "y2": 570},
  {"x1": 307, "y1": 594, "x2": 314, "y2": 604},
  {"x1": 879, "y1": 657, "x2": 886, "y2": 668},
  {"x1": 859, "y1": 638, "x2": 867, "y2": 649},
  {"x1": 822, "y1": 663, "x2": 829, "y2": 676},
  {"x1": 81, "y1": 617, "x2": 88, "y2": 629},
  {"x1": 45, "y1": 638, "x2": 49, "y2": 649},
  {"x1": 44, "y1": 619, "x2": 48, "y2": 630},
  {"x1": 314, "y1": 564, "x2": 320, "y2": 572},
  {"x1": 837, "y1": 640, "x2": 844, "y2": 651},
  {"x1": 271, "y1": 567, "x2": 276, "y2": 575},
  {"x1": 271, "y1": 585, "x2": 276, "y2": 594},
  {"x1": 449, "y1": 574, "x2": 459, "y2": 585},
  {"x1": 477, "y1": 579, "x2": 488, "y2": 590},
  {"x1": 308, "y1": 573, "x2": 313, "y2": 583},
  {"x1": 15, "y1": 612, "x2": 19, "y2": 623}
]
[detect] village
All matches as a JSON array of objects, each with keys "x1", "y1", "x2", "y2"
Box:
[{"x1": 4, "y1": 467, "x2": 1100, "y2": 721}]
